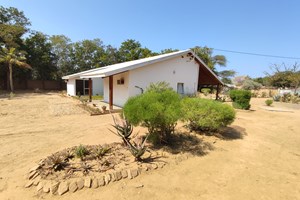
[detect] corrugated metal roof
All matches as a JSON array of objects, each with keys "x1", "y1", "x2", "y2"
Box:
[{"x1": 62, "y1": 49, "x2": 223, "y2": 84}]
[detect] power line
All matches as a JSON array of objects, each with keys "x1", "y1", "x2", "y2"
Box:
[{"x1": 213, "y1": 48, "x2": 300, "y2": 60}]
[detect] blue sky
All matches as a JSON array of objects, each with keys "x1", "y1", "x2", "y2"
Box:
[{"x1": 1, "y1": 0, "x2": 300, "y2": 77}]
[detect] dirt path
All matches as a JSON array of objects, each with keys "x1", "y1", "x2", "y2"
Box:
[{"x1": 0, "y1": 93, "x2": 299, "y2": 200}]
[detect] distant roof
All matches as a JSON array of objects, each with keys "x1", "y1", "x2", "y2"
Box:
[{"x1": 62, "y1": 49, "x2": 222, "y2": 84}]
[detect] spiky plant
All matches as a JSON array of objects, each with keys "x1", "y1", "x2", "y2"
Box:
[
  {"x1": 75, "y1": 144, "x2": 89, "y2": 160},
  {"x1": 94, "y1": 146, "x2": 111, "y2": 159},
  {"x1": 125, "y1": 135, "x2": 149, "y2": 161},
  {"x1": 109, "y1": 113, "x2": 133, "y2": 144},
  {"x1": 46, "y1": 154, "x2": 67, "y2": 171}
]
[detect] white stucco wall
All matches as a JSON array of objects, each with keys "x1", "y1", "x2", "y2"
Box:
[
  {"x1": 66, "y1": 78, "x2": 76, "y2": 96},
  {"x1": 92, "y1": 78, "x2": 103, "y2": 96},
  {"x1": 128, "y1": 55, "x2": 199, "y2": 97},
  {"x1": 103, "y1": 71, "x2": 129, "y2": 107},
  {"x1": 103, "y1": 55, "x2": 199, "y2": 107}
]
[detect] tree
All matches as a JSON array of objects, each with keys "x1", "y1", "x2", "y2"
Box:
[
  {"x1": 266, "y1": 63, "x2": 300, "y2": 90},
  {"x1": 218, "y1": 70, "x2": 236, "y2": 84},
  {"x1": 72, "y1": 39, "x2": 105, "y2": 72},
  {"x1": 24, "y1": 32, "x2": 58, "y2": 80},
  {"x1": 49, "y1": 35, "x2": 74, "y2": 76},
  {"x1": 160, "y1": 48, "x2": 179, "y2": 54},
  {"x1": 118, "y1": 39, "x2": 153, "y2": 62},
  {"x1": 0, "y1": 47, "x2": 31, "y2": 92},
  {"x1": 0, "y1": 6, "x2": 31, "y2": 48},
  {"x1": 192, "y1": 46, "x2": 227, "y2": 71},
  {"x1": 241, "y1": 79, "x2": 262, "y2": 90}
]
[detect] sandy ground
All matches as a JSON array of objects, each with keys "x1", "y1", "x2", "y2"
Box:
[{"x1": 0, "y1": 92, "x2": 299, "y2": 200}]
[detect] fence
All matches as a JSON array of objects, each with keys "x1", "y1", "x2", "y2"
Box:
[{"x1": 2, "y1": 80, "x2": 66, "y2": 90}]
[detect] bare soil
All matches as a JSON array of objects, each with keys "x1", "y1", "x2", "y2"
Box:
[{"x1": 0, "y1": 92, "x2": 299, "y2": 200}]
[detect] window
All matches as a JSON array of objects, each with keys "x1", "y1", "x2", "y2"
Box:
[{"x1": 177, "y1": 83, "x2": 184, "y2": 94}]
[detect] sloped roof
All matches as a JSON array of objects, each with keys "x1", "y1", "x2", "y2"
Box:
[{"x1": 62, "y1": 49, "x2": 223, "y2": 84}]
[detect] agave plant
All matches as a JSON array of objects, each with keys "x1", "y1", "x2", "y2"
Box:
[
  {"x1": 125, "y1": 135, "x2": 149, "y2": 161},
  {"x1": 46, "y1": 154, "x2": 67, "y2": 171},
  {"x1": 109, "y1": 113, "x2": 133, "y2": 144}
]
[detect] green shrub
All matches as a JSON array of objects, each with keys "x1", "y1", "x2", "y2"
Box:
[
  {"x1": 123, "y1": 88, "x2": 182, "y2": 144},
  {"x1": 229, "y1": 90, "x2": 251, "y2": 110},
  {"x1": 181, "y1": 98, "x2": 236, "y2": 132},
  {"x1": 241, "y1": 80, "x2": 262, "y2": 90},
  {"x1": 265, "y1": 99, "x2": 273, "y2": 106}
]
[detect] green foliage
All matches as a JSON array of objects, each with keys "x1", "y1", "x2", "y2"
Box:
[
  {"x1": 125, "y1": 135, "x2": 149, "y2": 161},
  {"x1": 229, "y1": 90, "x2": 251, "y2": 110},
  {"x1": 273, "y1": 94, "x2": 281, "y2": 102},
  {"x1": 181, "y1": 98, "x2": 235, "y2": 132},
  {"x1": 109, "y1": 114, "x2": 133, "y2": 144},
  {"x1": 218, "y1": 70, "x2": 236, "y2": 84},
  {"x1": 123, "y1": 87, "x2": 182, "y2": 144},
  {"x1": 192, "y1": 46, "x2": 226, "y2": 71},
  {"x1": 75, "y1": 144, "x2": 89, "y2": 160},
  {"x1": 242, "y1": 79, "x2": 262, "y2": 90},
  {"x1": 200, "y1": 88, "x2": 211, "y2": 96},
  {"x1": 265, "y1": 99, "x2": 273, "y2": 106},
  {"x1": 24, "y1": 32, "x2": 58, "y2": 80}
]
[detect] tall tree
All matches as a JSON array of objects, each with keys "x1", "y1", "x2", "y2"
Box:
[
  {"x1": 218, "y1": 70, "x2": 236, "y2": 84},
  {"x1": 72, "y1": 39, "x2": 105, "y2": 72},
  {"x1": 192, "y1": 46, "x2": 227, "y2": 71},
  {"x1": 0, "y1": 6, "x2": 31, "y2": 48},
  {"x1": 118, "y1": 39, "x2": 153, "y2": 62},
  {"x1": 0, "y1": 47, "x2": 31, "y2": 92},
  {"x1": 24, "y1": 32, "x2": 58, "y2": 80},
  {"x1": 50, "y1": 35, "x2": 74, "y2": 76}
]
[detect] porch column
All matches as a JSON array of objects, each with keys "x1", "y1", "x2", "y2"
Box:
[
  {"x1": 88, "y1": 78, "x2": 92, "y2": 102},
  {"x1": 109, "y1": 76, "x2": 113, "y2": 110},
  {"x1": 215, "y1": 84, "x2": 220, "y2": 100}
]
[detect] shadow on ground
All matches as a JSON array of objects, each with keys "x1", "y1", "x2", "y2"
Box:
[
  {"x1": 217, "y1": 125, "x2": 247, "y2": 140},
  {"x1": 152, "y1": 132, "x2": 215, "y2": 156}
]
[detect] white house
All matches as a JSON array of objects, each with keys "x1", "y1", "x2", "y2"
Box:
[{"x1": 62, "y1": 49, "x2": 223, "y2": 109}]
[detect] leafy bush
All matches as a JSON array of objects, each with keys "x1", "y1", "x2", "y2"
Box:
[
  {"x1": 123, "y1": 87, "x2": 182, "y2": 144},
  {"x1": 229, "y1": 90, "x2": 251, "y2": 110},
  {"x1": 181, "y1": 98, "x2": 236, "y2": 132},
  {"x1": 265, "y1": 99, "x2": 273, "y2": 106}
]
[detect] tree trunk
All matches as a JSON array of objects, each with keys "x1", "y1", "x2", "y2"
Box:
[{"x1": 9, "y1": 63, "x2": 14, "y2": 92}]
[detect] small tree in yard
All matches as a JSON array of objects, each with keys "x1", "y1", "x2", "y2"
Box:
[
  {"x1": 123, "y1": 83, "x2": 182, "y2": 144},
  {"x1": 0, "y1": 47, "x2": 31, "y2": 92}
]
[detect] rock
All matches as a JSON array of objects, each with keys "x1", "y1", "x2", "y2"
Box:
[
  {"x1": 58, "y1": 182, "x2": 69, "y2": 195},
  {"x1": 36, "y1": 181, "x2": 44, "y2": 192},
  {"x1": 29, "y1": 165, "x2": 40, "y2": 172},
  {"x1": 91, "y1": 178, "x2": 98, "y2": 188},
  {"x1": 84, "y1": 177, "x2": 91, "y2": 188},
  {"x1": 147, "y1": 164, "x2": 153, "y2": 171},
  {"x1": 127, "y1": 169, "x2": 132, "y2": 179},
  {"x1": 69, "y1": 181, "x2": 78, "y2": 193},
  {"x1": 131, "y1": 169, "x2": 139, "y2": 178},
  {"x1": 50, "y1": 182, "x2": 59, "y2": 194},
  {"x1": 98, "y1": 177, "x2": 105, "y2": 186},
  {"x1": 115, "y1": 171, "x2": 122, "y2": 181},
  {"x1": 33, "y1": 176, "x2": 41, "y2": 186},
  {"x1": 25, "y1": 180, "x2": 34, "y2": 188},
  {"x1": 152, "y1": 163, "x2": 158, "y2": 169},
  {"x1": 110, "y1": 172, "x2": 116, "y2": 182},
  {"x1": 43, "y1": 182, "x2": 51, "y2": 193},
  {"x1": 28, "y1": 171, "x2": 38, "y2": 180},
  {"x1": 121, "y1": 170, "x2": 128, "y2": 178},
  {"x1": 135, "y1": 184, "x2": 144, "y2": 188},
  {"x1": 104, "y1": 174, "x2": 111, "y2": 185},
  {"x1": 77, "y1": 179, "x2": 84, "y2": 190}
]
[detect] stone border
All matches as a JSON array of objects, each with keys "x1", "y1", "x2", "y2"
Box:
[{"x1": 24, "y1": 153, "x2": 192, "y2": 195}]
